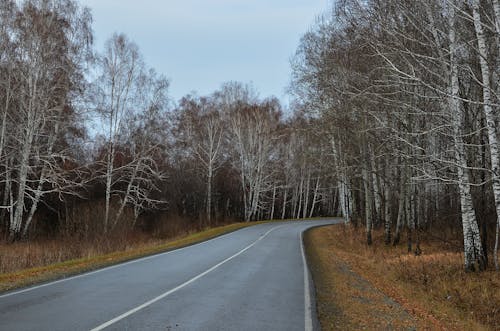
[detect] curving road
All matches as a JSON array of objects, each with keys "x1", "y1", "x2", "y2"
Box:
[{"x1": 0, "y1": 219, "x2": 339, "y2": 331}]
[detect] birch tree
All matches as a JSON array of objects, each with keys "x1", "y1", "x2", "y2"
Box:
[
  {"x1": 228, "y1": 100, "x2": 280, "y2": 221},
  {"x1": 175, "y1": 95, "x2": 224, "y2": 225},
  {"x1": 111, "y1": 70, "x2": 169, "y2": 227},
  {"x1": 2, "y1": 0, "x2": 92, "y2": 240},
  {"x1": 471, "y1": 0, "x2": 500, "y2": 270},
  {"x1": 93, "y1": 33, "x2": 168, "y2": 233},
  {"x1": 447, "y1": 0, "x2": 485, "y2": 270},
  {"x1": 289, "y1": 0, "x2": 497, "y2": 270}
]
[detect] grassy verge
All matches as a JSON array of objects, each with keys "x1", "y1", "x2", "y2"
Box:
[
  {"x1": 0, "y1": 221, "x2": 269, "y2": 293},
  {"x1": 304, "y1": 224, "x2": 498, "y2": 331}
]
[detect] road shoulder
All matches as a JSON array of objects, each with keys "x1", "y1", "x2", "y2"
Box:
[{"x1": 304, "y1": 225, "x2": 418, "y2": 331}]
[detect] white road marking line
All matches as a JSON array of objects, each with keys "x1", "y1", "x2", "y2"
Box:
[
  {"x1": 0, "y1": 223, "x2": 273, "y2": 299},
  {"x1": 89, "y1": 225, "x2": 284, "y2": 331},
  {"x1": 300, "y1": 231, "x2": 313, "y2": 331}
]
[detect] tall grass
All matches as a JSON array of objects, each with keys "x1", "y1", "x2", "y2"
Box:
[
  {"x1": 0, "y1": 210, "x2": 228, "y2": 274},
  {"x1": 313, "y1": 224, "x2": 499, "y2": 330}
]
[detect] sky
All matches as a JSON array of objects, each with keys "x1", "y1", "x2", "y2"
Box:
[{"x1": 78, "y1": 0, "x2": 330, "y2": 106}]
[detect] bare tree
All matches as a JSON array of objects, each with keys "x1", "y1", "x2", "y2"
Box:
[
  {"x1": 174, "y1": 95, "x2": 224, "y2": 225},
  {"x1": 227, "y1": 99, "x2": 281, "y2": 221},
  {"x1": 1, "y1": 0, "x2": 92, "y2": 240},
  {"x1": 471, "y1": 0, "x2": 500, "y2": 270},
  {"x1": 93, "y1": 33, "x2": 168, "y2": 233}
]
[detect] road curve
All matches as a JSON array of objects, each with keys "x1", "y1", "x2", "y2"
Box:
[{"x1": 0, "y1": 219, "x2": 340, "y2": 331}]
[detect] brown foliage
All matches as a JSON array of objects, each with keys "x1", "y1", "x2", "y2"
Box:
[{"x1": 306, "y1": 224, "x2": 499, "y2": 330}]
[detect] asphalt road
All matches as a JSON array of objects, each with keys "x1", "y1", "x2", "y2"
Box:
[{"x1": 0, "y1": 219, "x2": 339, "y2": 331}]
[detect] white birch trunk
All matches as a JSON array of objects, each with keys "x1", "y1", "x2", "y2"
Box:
[
  {"x1": 309, "y1": 177, "x2": 320, "y2": 218},
  {"x1": 472, "y1": 0, "x2": 500, "y2": 270},
  {"x1": 270, "y1": 184, "x2": 276, "y2": 220},
  {"x1": 291, "y1": 186, "x2": 297, "y2": 219},
  {"x1": 296, "y1": 176, "x2": 303, "y2": 219},
  {"x1": 281, "y1": 188, "x2": 288, "y2": 220},
  {"x1": 331, "y1": 138, "x2": 352, "y2": 223},
  {"x1": 207, "y1": 163, "x2": 213, "y2": 225},
  {"x1": 10, "y1": 111, "x2": 37, "y2": 240},
  {"x1": 449, "y1": 3, "x2": 485, "y2": 270},
  {"x1": 302, "y1": 170, "x2": 310, "y2": 219},
  {"x1": 0, "y1": 71, "x2": 12, "y2": 161},
  {"x1": 112, "y1": 160, "x2": 141, "y2": 230},
  {"x1": 104, "y1": 140, "x2": 114, "y2": 232},
  {"x1": 21, "y1": 117, "x2": 61, "y2": 238}
]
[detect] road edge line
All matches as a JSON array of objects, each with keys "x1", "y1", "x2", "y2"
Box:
[{"x1": 300, "y1": 230, "x2": 313, "y2": 331}]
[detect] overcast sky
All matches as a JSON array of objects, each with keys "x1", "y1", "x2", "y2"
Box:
[{"x1": 78, "y1": 0, "x2": 329, "y2": 105}]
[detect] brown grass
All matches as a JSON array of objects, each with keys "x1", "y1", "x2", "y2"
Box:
[
  {"x1": 305, "y1": 224, "x2": 499, "y2": 331},
  {"x1": 0, "y1": 221, "x2": 270, "y2": 293}
]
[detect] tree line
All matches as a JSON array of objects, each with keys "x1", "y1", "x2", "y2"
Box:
[
  {"x1": 290, "y1": 0, "x2": 500, "y2": 271},
  {"x1": 0, "y1": 0, "x2": 334, "y2": 243},
  {"x1": 2, "y1": 0, "x2": 499, "y2": 273}
]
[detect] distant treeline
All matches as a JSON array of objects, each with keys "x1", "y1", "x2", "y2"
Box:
[{"x1": 0, "y1": 0, "x2": 333, "y2": 242}]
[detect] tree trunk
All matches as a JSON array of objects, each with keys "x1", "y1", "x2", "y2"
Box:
[
  {"x1": 296, "y1": 177, "x2": 303, "y2": 219},
  {"x1": 406, "y1": 182, "x2": 413, "y2": 253},
  {"x1": 414, "y1": 185, "x2": 422, "y2": 256},
  {"x1": 472, "y1": 0, "x2": 500, "y2": 270},
  {"x1": 384, "y1": 171, "x2": 392, "y2": 245},
  {"x1": 104, "y1": 140, "x2": 114, "y2": 232},
  {"x1": 281, "y1": 188, "x2": 288, "y2": 220},
  {"x1": 449, "y1": 3, "x2": 485, "y2": 271},
  {"x1": 207, "y1": 164, "x2": 213, "y2": 225},
  {"x1": 496, "y1": 221, "x2": 500, "y2": 271},
  {"x1": 371, "y1": 156, "x2": 381, "y2": 226},
  {"x1": 309, "y1": 177, "x2": 320, "y2": 218},
  {"x1": 10, "y1": 124, "x2": 36, "y2": 241},
  {"x1": 363, "y1": 167, "x2": 373, "y2": 245},
  {"x1": 270, "y1": 184, "x2": 276, "y2": 220},
  {"x1": 393, "y1": 166, "x2": 406, "y2": 246},
  {"x1": 302, "y1": 171, "x2": 311, "y2": 219}
]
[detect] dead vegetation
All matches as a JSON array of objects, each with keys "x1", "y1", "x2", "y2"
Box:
[{"x1": 305, "y1": 224, "x2": 499, "y2": 331}]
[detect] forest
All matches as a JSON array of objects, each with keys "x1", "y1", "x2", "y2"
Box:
[
  {"x1": 1, "y1": 0, "x2": 500, "y2": 276},
  {"x1": 0, "y1": 0, "x2": 333, "y2": 244},
  {"x1": 290, "y1": 0, "x2": 500, "y2": 273}
]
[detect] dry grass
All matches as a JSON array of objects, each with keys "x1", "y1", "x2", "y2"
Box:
[
  {"x1": 0, "y1": 221, "x2": 269, "y2": 293},
  {"x1": 305, "y1": 224, "x2": 499, "y2": 331}
]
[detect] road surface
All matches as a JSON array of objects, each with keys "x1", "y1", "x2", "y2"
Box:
[{"x1": 0, "y1": 219, "x2": 339, "y2": 331}]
